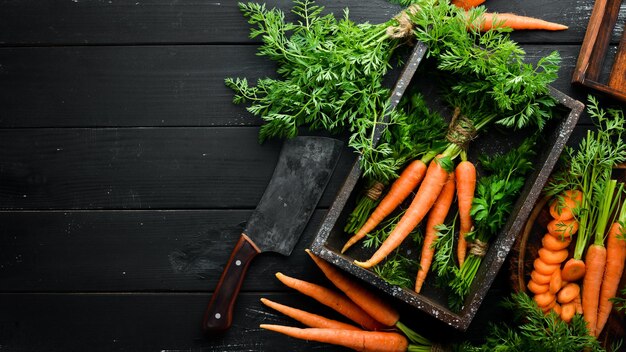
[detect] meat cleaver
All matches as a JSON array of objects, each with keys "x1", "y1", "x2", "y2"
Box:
[{"x1": 203, "y1": 136, "x2": 343, "y2": 333}]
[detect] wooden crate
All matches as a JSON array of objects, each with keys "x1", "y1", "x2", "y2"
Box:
[{"x1": 311, "y1": 42, "x2": 584, "y2": 331}]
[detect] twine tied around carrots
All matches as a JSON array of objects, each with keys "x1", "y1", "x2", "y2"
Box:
[
  {"x1": 469, "y1": 238, "x2": 489, "y2": 257},
  {"x1": 446, "y1": 107, "x2": 477, "y2": 150},
  {"x1": 386, "y1": 4, "x2": 421, "y2": 39},
  {"x1": 365, "y1": 181, "x2": 385, "y2": 201}
]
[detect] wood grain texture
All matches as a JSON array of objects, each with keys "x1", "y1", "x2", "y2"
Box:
[
  {"x1": 0, "y1": 292, "x2": 352, "y2": 352},
  {"x1": 1, "y1": 0, "x2": 622, "y2": 46},
  {"x1": 0, "y1": 210, "x2": 335, "y2": 292},
  {"x1": 0, "y1": 127, "x2": 354, "y2": 209},
  {"x1": 0, "y1": 45, "x2": 608, "y2": 128}
]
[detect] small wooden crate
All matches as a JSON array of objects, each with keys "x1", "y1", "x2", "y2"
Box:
[{"x1": 311, "y1": 42, "x2": 584, "y2": 331}]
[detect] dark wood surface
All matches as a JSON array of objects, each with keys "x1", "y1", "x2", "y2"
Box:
[{"x1": 0, "y1": 0, "x2": 624, "y2": 351}]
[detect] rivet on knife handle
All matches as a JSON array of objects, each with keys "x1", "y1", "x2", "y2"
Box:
[{"x1": 203, "y1": 233, "x2": 260, "y2": 333}]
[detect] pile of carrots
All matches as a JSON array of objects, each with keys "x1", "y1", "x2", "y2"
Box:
[
  {"x1": 260, "y1": 249, "x2": 433, "y2": 351},
  {"x1": 343, "y1": 153, "x2": 476, "y2": 294},
  {"x1": 527, "y1": 190, "x2": 626, "y2": 337}
]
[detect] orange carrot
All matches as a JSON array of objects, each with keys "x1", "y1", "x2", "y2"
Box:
[
  {"x1": 574, "y1": 293, "x2": 583, "y2": 315},
  {"x1": 455, "y1": 160, "x2": 475, "y2": 267},
  {"x1": 355, "y1": 155, "x2": 450, "y2": 269},
  {"x1": 260, "y1": 324, "x2": 409, "y2": 352},
  {"x1": 416, "y1": 173, "x2": 456, "y2": 293},
  {"x1": 451, "y1": 0, "x2": 485, "y2": 10},
  {"x1": 342, "y1": 160, "x2": 428, "y2": 253},
  {"x1": 549, "y1": 190, "x2": 582, "y2": 221},
  {"x1": 260, "y1": 298, "x2": 361, "y2": 331},
  {"x1": 582, "y1": 244, "x2": 607, "y2": 336},
  {"x1": 534, "y1": 291, "x2": 556, "y2": 307},
  {"x1": 533, "y1": 258, "x2": 560, "y2": 275},
  {"x1": 561, "y1": 258, "x2": 586, "y2": 281},
  {"x1": 531, "y1": 270, "x2": 552, "y2": 285},
  {"x1": 549, "y1": 268, "x2": 563, "y2": 295},
  {"x1": 275, "y1": 272, "x2": 386, "y2": 331},
  {"x1": 540, "y1": 299, "x2": 557, "y2": 313},
  {"x1": 542, "y1": 233, "x2": 572, "y2": 251},
  {"x1": 561, "y1": 302, "x2": 576, "y2": 323},
  {"x1": 305, "y1": 249, "x2": 399, "y2": 327},
  {"x1": 558, "y1": 283, "x2": 580, "y2": 304},
  {"x1": 467, "y1": 12, "x2": 569, "y2": 32},
  {"x1": 596, "y1": 221, "x2": 626, "y2": 336},
  {"x1": 538, "y1": 248, "x2": 569, "y2": 264},
  {"x1": 552, "y1": 303, "x2": 562, "y2": 316},
  {"x1": 528, "y1": 280, "x2": 549, "y2": 294},
  {"x1": 547, "y1": 219, "x2": 579, "y2": 238}
]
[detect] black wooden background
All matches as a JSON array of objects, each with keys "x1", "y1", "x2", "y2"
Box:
[{"x1": 0, "y1": 1, "x2": 624, "y2": 351}]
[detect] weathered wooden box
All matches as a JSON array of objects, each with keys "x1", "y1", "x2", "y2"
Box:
[{"x1": 310, "y1": 42, "x2": 584, "y2": 330}]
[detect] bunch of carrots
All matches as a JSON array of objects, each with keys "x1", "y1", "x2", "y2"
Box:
[
  {"x1": 260, "y1": 250, "x2": 434, "y2": 351},
  {"x1": 528, "y1": 97, "x2": 626, "y2": 338},
  {"x1": 343, "y1": 149, "x2": 476, "y2": 295}
]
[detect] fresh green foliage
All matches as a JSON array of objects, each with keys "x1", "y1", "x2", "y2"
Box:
[
  {"x1": 373, "y1": 249, "x2": 419, "y2": 289},
  {"x1": 448, "y1": 138, "x2": 537, "y2": 311},
  {"x1": 545, "y1": 96, "x2": 626, "y2": 258},
  {"x1": 228, "y1": 0, "x2": 412, "y2": 182},
  {"x1": 461, "y1": 292, "x2": 604, "y2": 352},
  {"x1": 405, "y1": 0, "x2": 560, "y2": 130},
  {"x1": 344, "y1": 93, "x2": 448, "y2": 233},
  {"x1": 431, "y1": 218, "x2": 457, "y2": 286}
]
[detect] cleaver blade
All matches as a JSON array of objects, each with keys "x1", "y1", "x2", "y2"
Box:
[{"x1": 203, "y1": 136, "x2": 343, "y2": 333}]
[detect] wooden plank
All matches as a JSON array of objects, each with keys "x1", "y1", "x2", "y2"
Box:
[
  {"x1": 0, "y1": 45, "x2": 604, "y2": 128},
  {"x1": 0, "y1": 45, "x2": 269, "y2": 127},
  {"x1": 0, "y1": 287, "x2": 512, "y2": 351},
  {"x1": 0, "y1": 127, "x2": 355, "y2": 210},
  {"x1": 1, "y1": 0, "x2": 620, "y2": 46},
  {"x1": 0, "y1": 210, "x2": 333, "y2": 292}
]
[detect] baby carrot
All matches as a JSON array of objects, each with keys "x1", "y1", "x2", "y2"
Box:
[
  {"x1": 557, "y1": 283, "x2": 580, "y2": 304},
  {"x1": 534, "y1": 291, "x2": 556, "y2": 307},
  {"x1": 549, "y1": 190, "x2": 582, "y2": 221},
  {"x1": 528, "y1": 280, "x2": 549, "y2": 294},
  {"x1": 549, "y1": 268, "x2": 563, "y2": 295},
  {"x1": 260, "y1": 298, "x2": 361, "y2": 331},
  {"x1": 561, "y1": 258, "x2": 586, "y2": 281},
  {"x1": 260, "y1": 324, "x2": 409, "y2": 352},
  {"x1": 355, "y1": 155, "x2": 451, "y2": 269},
  {"x1": 342, "y1": 160, "x2": 427, "y2": 253},
  {"x1": 275, "y1": 272, "x2": 385, "y2": 331},
  {"x1": 531, "y1": 270, "x2": 552, "y2": 285},
  {"x1": 416, "y1": 172, "x2": 456, "y2": 293},
  {"x1": 561, "y1": 302, "x2": 576, "y2": 323},
  {"x1": 538, "y1": 248, "x2": 569, "y2": 264},
  {"x1": 547, "y1": 219, "x2": 579, "y2": 238},
  {"x1": 542, "y1": 233, "x2": 571, "y2": 251},
  {"x1": 533, "y1": 258, "x2": 560, "y2": 275}
]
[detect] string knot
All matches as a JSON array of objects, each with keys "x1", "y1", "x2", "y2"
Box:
[
  {"x1": 365, "y1": 182, "x2": 385, "y2": 201},
  {"x1": 386, "y1": 4, "x2": 421, "y2": 39},
  {"x1": 469, "y1": 238, "x2": 489, "y2": 257},
  {"x1": 446, "y1": 107, "x2": 477, "y2": 150}
]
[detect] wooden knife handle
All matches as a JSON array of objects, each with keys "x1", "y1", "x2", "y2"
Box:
[{"x1": 203, "y1": 233, "x2": 260, "y2": 333}]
